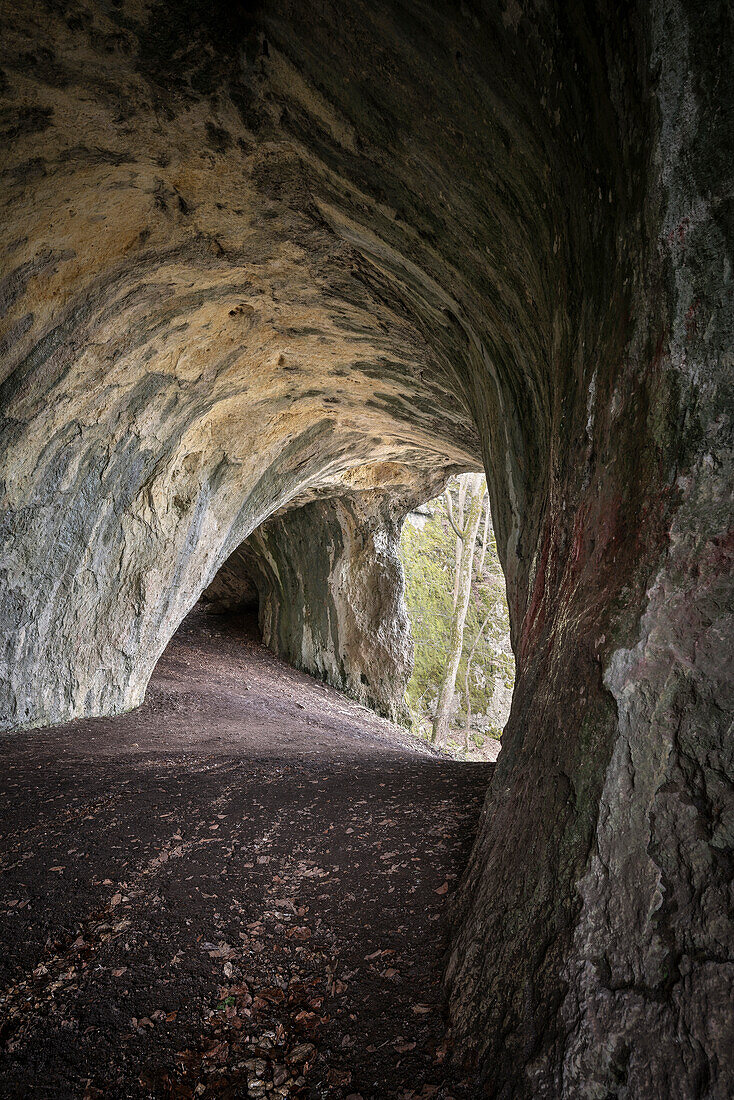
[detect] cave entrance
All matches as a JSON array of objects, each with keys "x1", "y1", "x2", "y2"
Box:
[
  {"x1": 1, "y1": 0, "x2": 727, "y2": 1088},
  {"x1": 1, "y1": 501, "x2": 495, "y2": 1097},
  {"x1": 185, "y1": 470, "x2": 514, "y2": 764},
  {"x1": 400, "y1": 474, "x2": 514, "y2": 761}
]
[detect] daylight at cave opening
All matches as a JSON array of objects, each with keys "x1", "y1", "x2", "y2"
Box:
[{"x1": 0, "y1": 1, "x2": 732, "y2": 1097}]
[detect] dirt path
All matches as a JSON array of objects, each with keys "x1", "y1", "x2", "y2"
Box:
[{"x1": 0, "y1": 609, "x2": 491, "y2": 1099}]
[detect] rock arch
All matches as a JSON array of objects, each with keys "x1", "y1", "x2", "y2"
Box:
[{"x1": 1, "y1": 0, "x2": 731, "y2": 1094}]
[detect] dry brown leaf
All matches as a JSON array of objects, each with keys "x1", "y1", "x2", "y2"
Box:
[
  {"x1": 328, "y1": 1067, "x2": 353, "y2": 1085},
  {"x1": 286, "y1": 926, "x2": 311, "y2": 940}
]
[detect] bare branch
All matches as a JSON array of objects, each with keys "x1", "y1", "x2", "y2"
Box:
[
  {"x1": 444, "y1": 490, "x2": 466, "y2": 540},
  {"x1": 478, "y1": 495, "x2": 491, "y2": 572}
]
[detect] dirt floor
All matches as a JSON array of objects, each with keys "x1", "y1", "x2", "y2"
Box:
[{"x1": 0, "y1": 607, "x2": 492, "y2": 1099}]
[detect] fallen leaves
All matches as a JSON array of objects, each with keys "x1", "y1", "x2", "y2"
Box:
[
  {"x1": 202, "y1": 1039, "x2": 229, "y2": 1063},
  {"x1": 286, "y1": 1041, "x2": 316, "y2": 1066},
  {"x1": 285, "y1": 925, "x2": 311, "y2": 940},
  {"x1": 0, "y1": 678, "x2": 490, "y2": 1100},
  {"x1": 207, "y1": 944, "x2": 236, "y2": 959},
  {"x1": 255, "y1": 987, "x2": 285, "y2": 1006},
  {"x1": 131, "y1": 1016, "x2": 153, "y2": 1030},
  {"x1": 328, "y1": 1066, "x2": 353, "y2": 1085}
]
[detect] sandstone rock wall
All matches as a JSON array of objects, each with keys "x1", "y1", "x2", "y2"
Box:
[
  {"x1": 205, "y1": 477, "x2": 448, "y2": 723},
  {"x1": 0, "y1": 0, "x2": 480, "y2": 731},
  {"x1": 446, "y1": 4, "x2": 734, "y2": 1095}
]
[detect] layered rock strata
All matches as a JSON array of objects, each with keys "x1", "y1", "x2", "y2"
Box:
[{"x1": 205, "y1": 476, "x2": 447, "y2": 723}]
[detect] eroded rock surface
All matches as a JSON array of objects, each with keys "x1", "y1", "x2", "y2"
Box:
[
  {"x1": 1, "y1": 1, "x2": 732, "y2": 1095},
  {"x1": 205, "y1": 477, "x2": 443, "y2": 723}
]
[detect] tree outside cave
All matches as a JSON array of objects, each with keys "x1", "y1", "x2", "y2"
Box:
[{"x1": 399, "y1": 474, "x2": 514, "y2": 760}]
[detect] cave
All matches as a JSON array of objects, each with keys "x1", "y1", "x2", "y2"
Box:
[{"x1": 0, "y1": 0, "x2": 732, "y2": 1096}]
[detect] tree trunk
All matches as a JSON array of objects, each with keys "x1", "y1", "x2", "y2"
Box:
[
  {"x1": 452, "y1": 478, "x2": 467, "y2": 607},
  {"x1": 463, "y1": 608, "x2": 492, "y2": 750},
  {"x1": 478, "y1": 495, "x2": 490, "y2": 575},
  {"x1": 433, "y1": 473, "x2": 485, "y2": 747}
]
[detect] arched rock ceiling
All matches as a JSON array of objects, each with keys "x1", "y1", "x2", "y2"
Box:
[{"x1": 0, "y1": 0, "x2": 647, "y2": 728}]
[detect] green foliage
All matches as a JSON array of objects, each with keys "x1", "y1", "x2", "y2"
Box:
[{"x1": 399, "y1": 481, "x2": 514, "y2": 736}]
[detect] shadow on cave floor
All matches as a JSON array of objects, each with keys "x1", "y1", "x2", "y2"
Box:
[{"x1": 0, "y1": 606, "x2": 491, "y2": 1099}]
